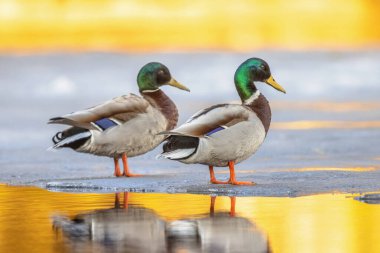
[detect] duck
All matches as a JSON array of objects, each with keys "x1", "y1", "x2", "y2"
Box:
[
  {"x1": 49, "y1": 62, "x2": 190, "y2": 177},
  {"x1": 159, "y1": 58, "x2": 285, "y2": 185}
]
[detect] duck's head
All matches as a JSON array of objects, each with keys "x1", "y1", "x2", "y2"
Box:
[
  {"x1": 137, "y1": 62, "x2": 190, "y2": 93},
  {"x1": 234, "y1": 58, "x2": 286, "y2": 102}
]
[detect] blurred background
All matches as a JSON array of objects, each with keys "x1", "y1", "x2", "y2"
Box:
[{"x1": 0, "y1": 0, "x2": 379, "y2": 52}]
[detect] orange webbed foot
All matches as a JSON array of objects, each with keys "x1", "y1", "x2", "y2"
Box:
[
  {"x1": 210, "y1": 179, "x2": 229, "y2": 184},
  {"x1": 121, "y1": 154, "x2": 142, "y2": 177},
  {"x1": 228, "y1": 179, "x2": 256, "y2": 185},
  {"x1": 123, "y1": 172, "x2": 142, "y2": 177},
  {"x1": 227, "y1": 161, "x2": 256, "y2": 186},
  {"x1": 209, "y1": 166, "x2": 228, "y2": 184},
  {"x1": 114, "y1": 171, "x2": 123, "y2": 177}
]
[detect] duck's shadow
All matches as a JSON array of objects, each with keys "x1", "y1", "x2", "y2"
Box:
[{"x1": 52, "y1": 193, "x2": 272, "y2": 253}]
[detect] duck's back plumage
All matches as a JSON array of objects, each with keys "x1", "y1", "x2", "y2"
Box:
[{"x1": 49, "y1": 94, "x2": 150, "y2": 130}]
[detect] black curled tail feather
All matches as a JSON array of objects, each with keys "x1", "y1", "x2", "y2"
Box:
[
  {"x1": 163, "y1": 136, "x2": 200, "y2": 153},
  {"x1": 52, "y1": 132, "x2": 64, "y2": 145},
  {"x1": 51, "y1": 127, "x2": 91, "y2": 150},
  {"x1": 160, "y1": 135, "x2": 199, "y2": 160}
]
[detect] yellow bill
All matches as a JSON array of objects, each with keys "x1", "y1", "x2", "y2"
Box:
[
  {"x1": 265, "y1": 75, "x2": 286, "y2": 93},
  {"x1": 168, "y1": 78, "x2": 190, "y2": 92}
]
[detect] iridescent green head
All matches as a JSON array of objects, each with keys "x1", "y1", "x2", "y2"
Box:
[
  {"x1": 137, "y1": 62, "x2": 190, "y2": 93},
  {"x1": 234, "y1": 58, "x2": 286, "y2": 102}
]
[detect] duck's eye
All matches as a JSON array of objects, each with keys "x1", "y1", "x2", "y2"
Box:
[
  {"x1": 156, "y1": 69, "x2": 170, "y2": 84},
  {"x1": 260, "y1": 65, "x2": 265, "y2": 70}
]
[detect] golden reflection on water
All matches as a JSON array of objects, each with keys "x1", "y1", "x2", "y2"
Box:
[{"x1": 1, "y1": 185, "x2": 380, "y2": 253}]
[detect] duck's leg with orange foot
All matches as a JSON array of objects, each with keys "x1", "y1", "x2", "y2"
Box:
[
  {"x1": 114, "y1": 157, "x2": 123, "y2": 177},
  {"x1": 209, "y1": 165, "x2": 228, "y2": 184},
  {"x1": 121, "y1": 153, "x2": 141, "y2": 177},
  {"x1": 227, "y1": 161, "x2": 255, "y2": 185}
]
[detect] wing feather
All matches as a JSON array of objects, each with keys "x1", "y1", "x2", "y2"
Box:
[
  {"x1": 161, "y1": 104, "x2": 250, "y2": 137},
  {"x1": 48, "y1": 94, "x2": 150, "y2": 129}
]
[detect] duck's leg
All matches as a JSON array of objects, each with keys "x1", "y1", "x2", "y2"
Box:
[
  {"x1": 209, "y1": 165, "x2": 228, "y2": 184},
  {"x1": 122, "y1": 153, "x2": 142, "y2": 177},
  {"x1": 114, "y1": 157, "x2": 123, "y2": 177},
  {"x1": 227, "y1": 161, "x2": 255, "y2": 185}
]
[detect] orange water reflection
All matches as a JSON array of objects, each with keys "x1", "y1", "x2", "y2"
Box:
[
  {"x1": 0, "y1": 185, "x2": 380, "y2": 252},
  {"x1": 272, "y1": 121, "x2": 380, "y2": 130},
  {"x1": 0, "y1": 0, "x2": 379, "y2": 52}
]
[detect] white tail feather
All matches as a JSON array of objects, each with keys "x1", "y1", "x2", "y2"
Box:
[
  {"x1": 46, "y1": 146, "x2": 58, "y2": 152},
  {"x1": 157, "y1": 148, "x2": 196, "y2": 160},
  {"x1": 48, "y1": 131, "x2": 91, "y2": 150}
]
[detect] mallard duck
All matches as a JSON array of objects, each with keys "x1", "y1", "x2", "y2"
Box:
[
  {"x1": 49, "y1": 62, "x2": 189, "y2": 177},
  {"x1": 159, "y1": 58, "x2": 285, "y2": 185}
]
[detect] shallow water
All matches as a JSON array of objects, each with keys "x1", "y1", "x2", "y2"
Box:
[{"x1": 0, "y1": 184, "x2": 379, "y2": 253}]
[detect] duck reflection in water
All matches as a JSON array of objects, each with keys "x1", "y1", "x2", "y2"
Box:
[
  {"x1": 52, "y1": 193, "x2": 271, "y2": 253},
  {"x1": 53, "y1": 193, "x2": 166, "y2": 252},
  {"x1": 356, "y1": 193, "x2": 380, "y2": 205}
]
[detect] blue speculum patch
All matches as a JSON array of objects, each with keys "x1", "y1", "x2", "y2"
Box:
[
  {"x1": 206, "y1": 126, "x2": 225, "y2": 136},
  {"x1": 94, "y1": 118, "x2": 118, "y2": 130}
]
